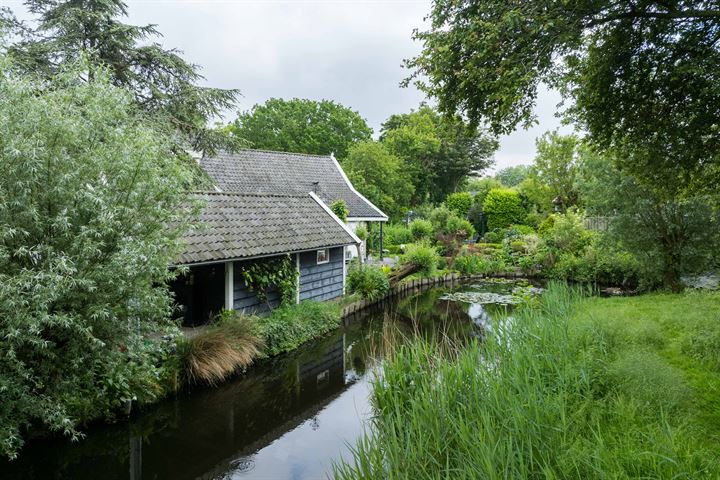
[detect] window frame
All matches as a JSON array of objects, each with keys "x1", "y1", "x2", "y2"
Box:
[{"x1": 316, "y1": 248, "x2": 330, "y2": 265}]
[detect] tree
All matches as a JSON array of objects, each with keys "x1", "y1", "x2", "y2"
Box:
[
  {"x1": 406, "y1": 1, "x2": 720, "y2": 193},
  {"x1": 0, "y1": 60, "x2": 194, "y2": 458},
  {"x1": 574, "y1": 150, "x2": 720, "y2": 291},
  {"x1": 4, "y1": 0, "x2": 239, "y2": 154},
  {"x1": 495, "y1": 165, "x2": 531, "y2": 187},
  {"x1": 228, "y1": 98, "x2": 372, "y2": 159},
  {"x1": 342, "y1": 141, "x2": 414, "y2": 220},
  {"x1": 330, "y1": 200, "x2": 349, "y2": 223},
  {"x1": 533, "y1": 131, "x2": 579, "y2": 210},
  {"x1": 381, "y1": 105, "x2": 497, "y2": 203}
]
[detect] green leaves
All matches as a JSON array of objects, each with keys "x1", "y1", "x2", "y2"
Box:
[
  {"x1": 0, "y1": 58, "x2": 192, "y2": 458},
  {"x1": 227, "y1": 98, "x2": 372, "y2": 160}
]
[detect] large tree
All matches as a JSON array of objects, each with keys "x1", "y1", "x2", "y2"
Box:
[
  {"x1": 380, "y1": 105, "x2": 497, "y2": 203},
  {"x1": 228, "y1": 98, "x2": 372, "y2": 159},
  {"x1": 342, "y1": 141, "x2": 414, "y2": 220},
  {"x1": 3, "y1": 0, "x2": 239, "y2": 154},
  {"x1": 0, "y1": 59, "x2": 194, "y2": 458},
  {"x1": 406, "y1": 1, "x2": 720, "y2": 194}
]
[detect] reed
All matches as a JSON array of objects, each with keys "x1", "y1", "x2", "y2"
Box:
[{"x1": 334, "y1": 283, "x2": 720, "y2": 479}]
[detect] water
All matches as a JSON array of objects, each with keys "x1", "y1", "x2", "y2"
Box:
[{"x1": 2, "y1": 279, "x2": 535, "y2": 480}]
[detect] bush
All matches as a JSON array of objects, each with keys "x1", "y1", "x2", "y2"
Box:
[
  {"x1": 354, "y1": 225, "x2": 368, "y2": 241},
  {"x1": 384, "y1": 223, "x2": 414, "y2": 245},
  {"x1": 403, "y1": 242, "x2": 441, "y2": 276},
  {"x1": 445, "y1": 191, "x2": 473, "y2": 216},
  {"x1": 256, "y1": 301, "x2": 342, "y2": 357},
  {"x1": 179, "y1": 312, "x2": 263, "y2": 385},
  {"x1": 482, "y1": 188, "x2": 526, "y2": 231},
  {"x1": 347, "y1": 263, "x2": 390, "y2": 300},
  {"x1": 541, "y1": 211, "x2": 594, "y2": 254},
  {"x1": 0, "y1": 61, "x2": 194, "y2": 458},
  {"x1": 330, "y1": 199, "x2": 349, "y2": 222},
  {"x1": 409, "y1": 219, "x2": 433, "y2": 240}
]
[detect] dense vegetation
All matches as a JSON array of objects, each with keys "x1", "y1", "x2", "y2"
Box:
[
  {"x1": 335, "y1": 284, "x2": 720, "y2": 478},
  {"x1": 0, "y1": 60, "x2": 194, "y2": 458}
]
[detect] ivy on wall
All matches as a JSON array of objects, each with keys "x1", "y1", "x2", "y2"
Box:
[{"x1": 238, "y1": 254, "x2": 298, "y2": 307}]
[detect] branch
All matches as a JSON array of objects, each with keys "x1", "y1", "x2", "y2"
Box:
[{"x1": 587, "y1": 8, "x2": 720, "y2": 27}]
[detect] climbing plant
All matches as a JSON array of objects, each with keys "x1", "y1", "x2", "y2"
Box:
[{"x1": 238, "y1": 254, "x2": 298, "y2": 307}]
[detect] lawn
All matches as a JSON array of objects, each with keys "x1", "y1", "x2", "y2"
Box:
[{"x1": 334, "y1": 284, "x2": 720, "y2": 479}]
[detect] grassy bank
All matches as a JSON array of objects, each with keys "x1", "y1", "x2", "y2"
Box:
[
  {"x1": 179, "y1": 301, "x2": 342, "y2": 384},
  {"x1": 334, "y1": 284, "x2": 720, "y2": 479}
]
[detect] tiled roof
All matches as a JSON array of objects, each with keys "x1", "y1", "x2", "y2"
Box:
[
  {"x1": 177, "y1": 192, "x2": 358, "y2": 265},
  {"x1": 199, "y1": 149, "x2": 388, "y2": 220}
]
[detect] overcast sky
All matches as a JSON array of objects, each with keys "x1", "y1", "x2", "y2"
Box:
[{"x1": 9, "y1": 0, "x2": 568, "y2": 172}]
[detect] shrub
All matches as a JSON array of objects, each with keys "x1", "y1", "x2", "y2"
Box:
[
  {"x1": 541, "y1": 211, "x2": 594, "y2": 254},
  {"x1": 409, "y1": 219, "x2": 433, "y2": 240},
  {"x1": 347, "y1": 263, "x2": 390, "y2": 300},
  {"x1": 179, "y1": 312, "x2": 263, "y2": 385},
  {"x1": 403, "y1": 242, "x2": 441, "y2": 276},
  {"x1": 445, "y1": 191, "x2": 473, "y2": 216},
  {"x1": 330, "y1": 199, "x2": 349, "y2": 222},
  {"x1": 452, "y1": 253, "x2": 504, "y2": 275},
  {"x1": 384, "y1": 223, "x2": 414, "y2": 245},
  {"x1": 482, "y1": 188, "x2": 526, "y2": 231},
  {"x1": 354, "y1": 225, "x2": 368, "y2": 241},
  {"x1": 256, "y1": 301, "x2": 342, "y2": 357}
]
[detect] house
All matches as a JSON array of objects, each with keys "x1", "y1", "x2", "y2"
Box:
[
  {"x1": 171, "y1": 191, "x2": 360, "y2": 326},
  {"x1": 199, "y1": 149, "x2": 388, "y2": 259}
]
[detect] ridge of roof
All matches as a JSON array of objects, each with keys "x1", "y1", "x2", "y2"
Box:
[
  {"x1": 219, "y1": 148, "x2": 333, "y2": 159},
  {"x1": 191, "y1": 190, "x2": 309, "y2": 199}
]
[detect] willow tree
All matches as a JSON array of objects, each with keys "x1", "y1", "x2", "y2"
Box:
[{"x1": 0, "y1": 59, "x2": 194, "y2": 458}]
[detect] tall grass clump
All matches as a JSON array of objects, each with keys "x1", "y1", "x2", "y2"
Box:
[
  {"x1": 402, "y1": 242, "x2": 440, "y2": 276},
  {"x1": 335, "y1": 283, "x2": 720, "y2": 479},
  {"x1": 256, "y1": 301, "x2": 342, "y2": 356},
  {"x1": 179, "y1": 312, "x2": 263, "y2": 385}
]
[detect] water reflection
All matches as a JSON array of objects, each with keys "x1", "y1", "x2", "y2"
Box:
[{"x1": 1, "y1": 279, "x2": 531, "y2": 480}]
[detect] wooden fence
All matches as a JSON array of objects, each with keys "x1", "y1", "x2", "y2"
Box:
[{"x1": 583, "y1": 216, "x2": 613, "y2": 231}]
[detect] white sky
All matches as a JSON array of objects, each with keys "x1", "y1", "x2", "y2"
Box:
[{"x1": 7, "y1": 0, "x2": 569, "y2": 172}]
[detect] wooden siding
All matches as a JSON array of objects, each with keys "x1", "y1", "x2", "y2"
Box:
[
  {"x1": 299, "y1": 247, "x2": 344, "y2": 302},
  {"x1": 232, "y1": 258, "x2": 281, "y2": 314}
]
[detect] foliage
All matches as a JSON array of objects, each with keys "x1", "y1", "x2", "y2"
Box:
[
  {"x1": 516, "y1": 176, "x2": 555, "y2": 222},
  {"x1": 354, "y1": 225, "x2": 368, "y2": 241},
  {"x1": 445, "y1": 191, "x2": 473, "y2": 217},
  {"x1": 237, "y1": 254, "x2": 298, "y2": 307},
  {"x1": 405, "y1": 0, "x2": 720, "y2": 194},
  {"x1": 383, "y1": 224, "x2": 413, "y2": 246},
  {"x1": 0, "y1": 60, "x2": 193, "y2": 458},
  {"x1": 533, "y1": 131, "x2": 580, "y2": 210},
  {"x1": 329, "y1": 200, "x2": 349, "y2": 223},
  {"x1": 343, "y1": 140, "x2": 413, "y2": 220},
  {"x1": 428, "y1": 206, "x2": 475, "y2": 238},
  {"x1": 452, "y1": 252, "x2": 504, "y2": 275},
  {"x1": 335, "y1": 285, "x2": 720, "y2": 479},
  {"x1": 540, "y1": 211, "x2": 593, "y2": 253},
  {"x1": 346, "y1": 264, "x2": 390, "y2": 301},
  {"x1": 256, "y1": 301, "x2": 342, "y2": 357},
  {"x1": 402, "y1": 242, "x2": 441, "y2": 276},
  {"x1": 409, "y1": 219, "x2": 433, "y2": 241},
  {"x1": 4, "y1": 0, "x2": 239, "y2": 154},
  {"x1": 178, "y1": 312, "x2": 263, "y2": 385},
  {"x1": 463, "y1": 177, "x2": 503, "y2": 206},
  {"x1": 482, "y1": 188, "x2": 526, "y2": 231},
  {"x1": 494, "y1": 165, "x2": 531, "y2": 187},
  {"x1": 380, "y1": 105, "x2": 497, "y2": 203},
  {"x1": 228, "y1": 98, "x2": 371, "y2": 159}
]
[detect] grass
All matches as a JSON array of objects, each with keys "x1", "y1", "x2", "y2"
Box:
[
  {"x1": 334, "y1": 284, "x2": 720, "y2": 479},
  {"x1": 179, "y1": 313, "x2": 263, "y2": 385}
]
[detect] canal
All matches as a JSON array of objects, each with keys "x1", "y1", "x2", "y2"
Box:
[{"x1": 2, "y1": 279, "x2": 539, "y2": 480}]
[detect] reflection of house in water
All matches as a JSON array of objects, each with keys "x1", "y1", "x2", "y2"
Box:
[{"x1": 126, "y1": 334, "x2": 351, "y2": 480}]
